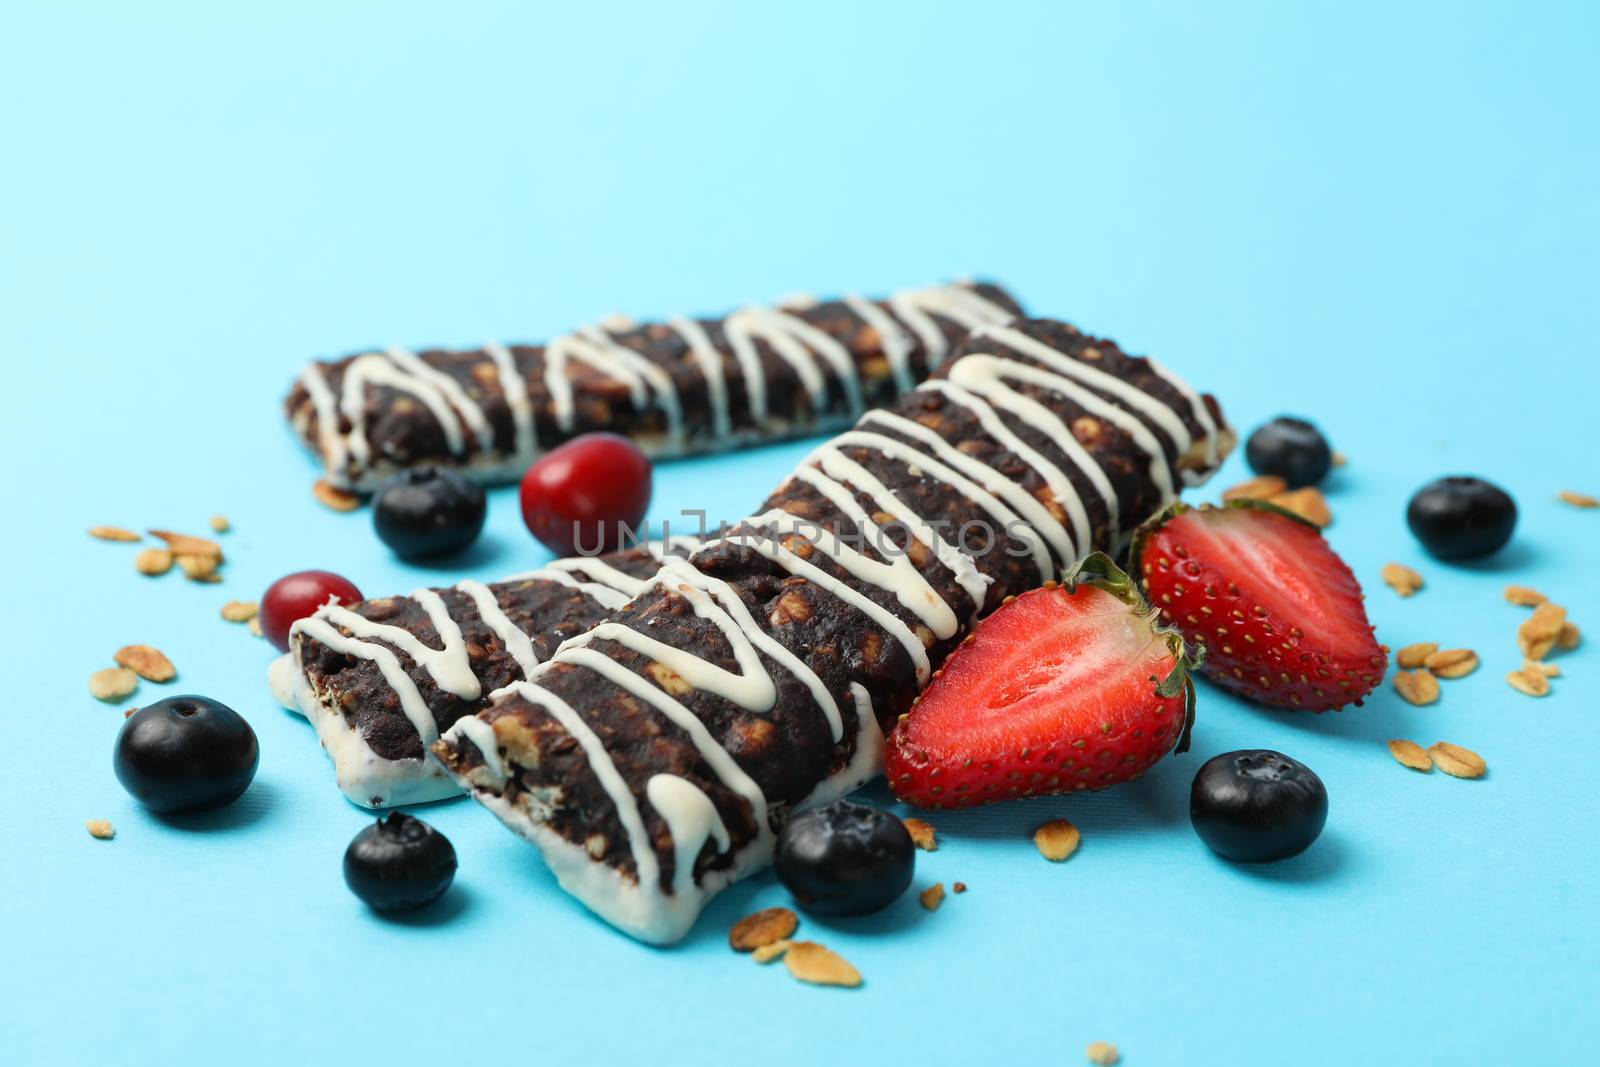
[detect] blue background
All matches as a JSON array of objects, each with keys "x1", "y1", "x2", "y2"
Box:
[{"x1": 3, "y1": 2, "x2": 1597, "y2": 1064}]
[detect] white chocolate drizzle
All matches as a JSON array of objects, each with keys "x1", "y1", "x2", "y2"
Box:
[
  {"x1": 722, "y1": 306, "x2": 828, "y2": 423},
  {"x1": 967, "y1": 323, "x2": 1202, "y2": 494},
  {"x1": 955, "y1": 350, "x2": 1175, "y2": 499},
  {"x1": 819, "y1": 429, "x2": 1053, "y2": 583},
  {"x1": 457, "y1": 579, "x2": 541, "y2": 679},
  {"x1": 339, "y1": 352, "x2": 473, "y2": 470},
  {"x1": 1145, "y1": 354, "x2": 1225, "y2": 481},
  {"x1": 504, "y1": 565, "x2": 636, "y2": 610},
  {"x1": 667, "y1": 316, "x2": 731, "y2": 440},
  {"x1": 290, "y1": 588, "x2": 478, "y2": 748},
  {"x1": 709, "y1": 525, "x2": 934, "y2": 685},
  {"x1": 447, "y1": 714, "x2": 505, "y2": 780},
  {"x1": 841, "y1": 293, "x2": 916, "y2": 394},
  {"x1": 494, "y1": 680, "x2": 663, "y2": 893},
  {"x1": 482, "y1": 341, "x2": 535, "y2": 461},
  {"x1": 545, "y1": 326, "x2": 684, "y2": 446},
  {"x1": 888, "y1": 284, "x2": 1017, "y2": 369},
  {"x1": 549, "y1": 557, "x2": 845, "y2": 742},
  {"x1": 932, "y1": 361, "x2": 1123, "y2": 539},
  {"x1": 647, "y1": 774, "x2": 732, "y2": 896},
  {"x1": 863, "y1": 404, "x2": 1079, "y2": 565}
]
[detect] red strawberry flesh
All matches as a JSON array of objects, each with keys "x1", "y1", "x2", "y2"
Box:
[{"x1": 887, "y1": 572, "x2": 1191, "y2": 810}]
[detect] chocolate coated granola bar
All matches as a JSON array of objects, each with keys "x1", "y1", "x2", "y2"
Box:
[
  {"x1": 427, "y1": 317, "x2": 1232, "y2": 943},
  {"x1": 287, "y1": 282, "x2": 1021, "y2": 492}
]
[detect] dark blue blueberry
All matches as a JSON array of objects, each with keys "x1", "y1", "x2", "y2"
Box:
[
  {"x1": 774, "y1": 800, "x2": 914, "y2": 916},
  {"x1": 373, "y1": 467, "x2": 487, "y2": 560},
  {"x1": 1245, "y1": 417, "x2": 1333, "y2": 488},
  {"x1": 113, "y1": 696, "x2": 259, "y2": 814},
  {"x1": 344, "y1": 813, "x2": 457, "y2": 912},
  {"x1": 1406, "y1": 476, "x2": 1517, "y2": 561},
  {"x1": 1190, "y1": 749, "x2": 1328, "y2": 863}
]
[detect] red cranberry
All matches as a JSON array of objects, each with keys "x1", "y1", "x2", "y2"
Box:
[
  {"x1": 260, "y1": 570, "x2": 363, "y2": 652},
  {"x1": 519, "y1": 433, "x2": 652, "y2": 557}
]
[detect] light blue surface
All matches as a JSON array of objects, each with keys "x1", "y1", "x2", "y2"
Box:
[{"x1": 3, "y1": 2, "x2": 1597, "y2": 1064}]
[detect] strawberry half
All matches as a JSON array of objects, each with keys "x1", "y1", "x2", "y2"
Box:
[
  {"x1": 886, "y1": 553, "x2": 1195, "y2": 810},
  {"x1": 1134, "y1": 501, "x2": 1386, "y2": 712}
]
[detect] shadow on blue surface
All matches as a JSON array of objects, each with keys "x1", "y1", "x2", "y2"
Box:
[
  {"x1": 359, "y1": 883, "x2": 476, "y2": 928},
  {"x1": 398, "y1": 530, "x2": 516, "y2": 573},
  {"x1": 151, "y1": 779, "x2": 282, "y2": 832},
  {"x1": 1445, "y1": 538, "x2": 1541, "y2": 575},
  {"x1": 1233, "y1": 690, "x2": 1429, "y2": 746},
  {"x1": 888, "y1": 765, "x2": 1194, "y2": 843},
  {"x1": 1207, "y1": 830, "x2": 1352, "y2": 885}
]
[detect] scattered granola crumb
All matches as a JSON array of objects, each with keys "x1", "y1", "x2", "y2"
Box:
[
  {"x1": 1558, "y1": 622, "x2": 1581, "y2": 650},
  {"x1": 1423, "y1": 648, "x2": 1477, "y2": 679},
  {"x1": 1033, "y1": 818, "x2": 1081, "y2": 862},
  {"x1": 209, "y1": 514, "x2": 231, "y2": 533},
  {"x1": 85, "y1": 819, "x2": 116, "y2": 840},
  {"x1": 220, "y1": 600, "x2": 259, "y2": 623},
  {"x1": 903, "y1": 817, "x2": 937, "y2": 851},
  {"x1": 919, "y1": 883, "x2": 946, "y2": 911},
  {"x1": 1429, "y1": 741, "x2": 1486, "y2": 779},
  {"x1": 1506, "y1": 666, "x2": 1551, "y2": 698},
  {"x1": 89, "y1": 526, "x2": 141, "y2": 542},
  {"x1": 783, "y1": 942, "x2": 862, "y2": 988},
  {"x1": 176, "y1": 553, "x2": 222, "y2": 582},
  {"x1": 114, "y1": 644, "x2": 176, "y2": 683},
  {"x1": 89, "y1": 667, "x2": 139, "y2": 702},
  {"x1": 1504, "y1": 585, "x2": 1547, "y2": 607},
  {"x1": 1395, "y1": 642, "x2": 1438, "y2": 669},
  {"x1": 1221, "y1": 474, "x2": 1287, "y2": 503},
  {"x1": 1086, "y1": 1040, "x2": 1121, "y2": 1065},
  {"x1": 952, "y1": 881, "x2": 967, "y2": 894},
  {"x1": 1558, "y1": 490, "x2": 1599, "y2": 509},
  {"x1": 1270, "y1": 486, "x2": 1332, "y2": 527},
  {"x1": 1381, "y1": 562, "x2": 1424, "y2": 598},
  {"x1": 123, "y1": 707, "x2": 138, "y2": 719},
  {"x1": 1387, "y1": 739, "x2": 1433, "y2": 772},
  {"x1": 148, "y1": 529, "x2": 224, "y2": 560},
  {"x1": 1518, "y1": 602, "x2": 1567, "y2": 660},
  {"x1": 1331, "y1": 451, "x2": 1347, "y2": 468},
  {"x1": 1391, "y1": 669, "x2": 1440, "y2": 707},
  {"x1": 752, "y1": 939, "x2": 791, "y2": 964},
  {"x1": 313, "y1": 479, "x2": 362, "y2": 512},
  {"x1": 247, "y1": 616, "x2": 263, "y2": 638},
  {"x1": 134, "y1": 548, "x2": 174, "y2": 576},
  {"x1": 729, "y1": 907, "x2": 798, "y2": 952}
]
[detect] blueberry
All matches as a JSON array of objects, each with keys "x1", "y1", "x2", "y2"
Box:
[
  {"x1": 1245, "y1": 417, "x2": 1333, "y2": 488},
  {"x1": 774, "y1": 800, "x2": 914, "y2": 916},
  {"x1": 1406, "y1": 476, "x2": 1517, "y2": 561},
  {"x1": 373, "y1": 467, "x2": 487, "y2": 560},
  {"x1": 113, "y1": 696, "x2": 259, "y2": 814},
  {"x1": 1190, "y1": 749, "x2": 1328, "y2": 863},
  {"x1": 343, "y1": 812, "x2": 457, "y2": 912}
]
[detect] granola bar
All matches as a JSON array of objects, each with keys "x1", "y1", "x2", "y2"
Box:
[
  {"x1": 287, "y1": 281, "x2": 1021, "y2": 492},
  {"x1": 428, "y1": 317, "x2": 1232, "y2": 943}
]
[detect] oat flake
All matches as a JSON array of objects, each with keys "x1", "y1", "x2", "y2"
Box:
[
  {"x1": 783, "y1": 942, "x2": 862, "y2": 988},
  {"x1": 903, "y1": 817, "x2": 937, "y2": 851},
  {"x1": 1387, "y1": 739, "x2": 1433, "y2": 772},
  {"x1": 1429, "y1": 742, "x2": 1486, "y2": 779},
  {"x1": 1034, "y1": 818, "x2": 1081, "y2": 862},
  {"x1": 728, "y1": 907, "x2": 798, "y2": 952}
]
